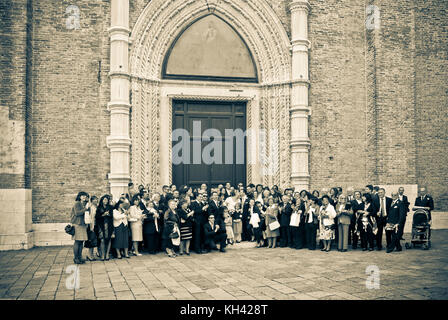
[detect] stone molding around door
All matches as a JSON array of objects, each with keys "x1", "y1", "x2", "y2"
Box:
[{"x1": 107, "y1": 0, "x2": 311, "y2": 198}]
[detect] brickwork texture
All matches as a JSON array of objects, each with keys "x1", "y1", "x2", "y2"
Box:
[{"x1": 0, "y1": 0, "x2": 446, "y2": 226}]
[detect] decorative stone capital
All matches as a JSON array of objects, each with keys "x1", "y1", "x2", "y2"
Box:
[
  {"x1": 288, "y1": 0, "x2": 311, "y2": 14},
  {"x1": 106, "y1": 136, "x2": 132, "y2": 150},
  {"x1": 108, "y1": 26, "x2": 131, "y2": 36},
  {"x1": 291, "y1": 39, "x2": 311, "y2": 50}
]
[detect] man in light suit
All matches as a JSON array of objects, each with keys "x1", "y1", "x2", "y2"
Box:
[{"x1": 375, "y1": 188, "x2": 392, "y2": 250}]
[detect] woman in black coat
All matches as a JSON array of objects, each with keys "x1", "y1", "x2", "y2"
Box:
[
  {"x1": 95, "y1": 195, "x2": 114, "y2": 261},
  {"x1": 162, "y1": 199, "x2": 180, "y2": 258}
]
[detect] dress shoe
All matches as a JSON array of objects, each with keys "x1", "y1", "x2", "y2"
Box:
[
  {"x1": 369, "y1": 248, "x2": 374, "y2": 251},
  {"x1": 342, "y1": 249, "x2": 347, "y2": 252},
  {"x1": 362, "y1": 248, "x2": 368, "y2": 251},
  {"x1": 219, "y1": 248, "x2": 226, "y2": 253},
  {"x1": 396, "y1": 248, "x2": 402, "y2": 252},
  {"x1": 386, "y1": 249, "x2": 393, "y2": 253},
  {"x1": 377, "y1": 247, "x2": 382, "y2": 251}
]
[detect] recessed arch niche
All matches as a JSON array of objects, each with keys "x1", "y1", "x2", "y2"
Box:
[{"x1": 162, "y1": 14, "x2": 258, "y2": 82}]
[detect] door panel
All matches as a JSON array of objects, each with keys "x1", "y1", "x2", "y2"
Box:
[{"x1": 172, "y1": 100, "x2": 246, "y2": 189}]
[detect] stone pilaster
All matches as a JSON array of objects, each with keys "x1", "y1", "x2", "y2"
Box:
[
  {"x1": 107, "y1": 0, "x2": 131, "y2": 200},
  {"x1": 289, "y1": 0, "x2": 311, "y2": 191}
]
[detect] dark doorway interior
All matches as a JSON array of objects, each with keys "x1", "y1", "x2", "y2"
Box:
[{"x1": 172, "y1": 100, "x2": 247, "y2": 190}]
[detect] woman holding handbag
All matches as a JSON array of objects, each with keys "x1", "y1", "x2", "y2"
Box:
[
  {"x1": 265, "y1": 197, "x2": 280, "y2": 248},
  {"x1": 319, "y1": 195, "x2": 337, "y2": 252},
  {"x1": 162, "y1": 199, "x2": 180, "y2": 258},
  {"x1": 336, "y1": 194, "x2": 353, "y2": 252},
  {"x1": 71, "y1": 192, "x2": 89, "y2": 264}
]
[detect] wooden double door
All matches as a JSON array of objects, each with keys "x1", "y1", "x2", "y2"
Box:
[{"x1": 172, "y1": 100, "x2": 246, "y2": 190}]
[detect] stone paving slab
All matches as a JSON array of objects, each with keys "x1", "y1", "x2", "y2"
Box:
[{"x1": 0, "y1": 230, "x2": 448, "y2": 300}]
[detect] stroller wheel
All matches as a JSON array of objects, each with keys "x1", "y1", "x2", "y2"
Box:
[
  {"x1": 423, "y1": 243, "x2": 429, "y2": 250},
  {"x1": 405, "y1": 243, "x2": 410, "y2": 249}
]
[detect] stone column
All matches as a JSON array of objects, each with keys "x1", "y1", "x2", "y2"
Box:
[
  {"x1": 107, "y1": 0, "x2": 131, "y2": 200},
  {"x1": 289, "y1": 0, "x2": 311, "y2": 191}
]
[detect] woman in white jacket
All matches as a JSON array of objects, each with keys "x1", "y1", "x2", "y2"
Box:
[
  {"x1": 128, "y1": 195, "x2": 144, "y2": 256},
  {"x1": 319, "y1": 195, "x2": 337, "y2": 252},
  {"x1": 112, "y1": 200, "x2": 130, "y2": 259}
]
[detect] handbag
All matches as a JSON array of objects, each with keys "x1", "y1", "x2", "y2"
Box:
[
  {"x1": 290, "y1": 212, "x2": 300, "y2": 227},
  {"x1": 269, "y1": 220, "x2": 280, "y2": 231},
  {"x1": 84, "y1": 229, "x2": 98, "y2": 248},
  {"x1": 65, "y1": 224, "x2": 75, "y2": 236}
]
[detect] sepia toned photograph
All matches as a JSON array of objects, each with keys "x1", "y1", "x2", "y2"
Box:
[{"x1": 0, "y1": 0, "x2": 447, "y2": 309}]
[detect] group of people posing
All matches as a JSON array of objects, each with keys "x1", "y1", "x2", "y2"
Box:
[{"x1": 69, "y1": 182, "x2": 434, "y2": 264}]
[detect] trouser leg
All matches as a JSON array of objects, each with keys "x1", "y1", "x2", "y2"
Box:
[
  {"x1": 338, "y1": 224, "x2": 343, "y2": 250},
  {"x1": 342, "y1": 224, "x2": 349, "y2": 250}
]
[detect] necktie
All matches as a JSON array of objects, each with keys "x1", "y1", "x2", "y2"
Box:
[{"x1": 381, "y1": 198, "x2": 386, "y2": 217}]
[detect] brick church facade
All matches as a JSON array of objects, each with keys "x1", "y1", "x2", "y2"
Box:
[{"x1": 0, "y1": 0, "x2": 447, "y2": 249}]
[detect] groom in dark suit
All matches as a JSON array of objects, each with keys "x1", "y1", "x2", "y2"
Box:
[{"x1": 386, "y1": 192, "x2": 406, "y2": 253}]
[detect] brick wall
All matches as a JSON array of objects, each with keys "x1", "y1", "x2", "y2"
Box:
[
  {"x1": 0, "y1": 0, "x2": 28, "y2": 189},
  {"x1": 413, "y1": 0, "x2": 448, "y2": 209},
  {"x1": 30, "y1": 0, "x2": 110, "y2": 223},
  {"x1": 308, "y1": 0, "x2": 368, "y2": 191},
  {"x1": 3, "y1": 0, "x2": 446, "y2": 226}
]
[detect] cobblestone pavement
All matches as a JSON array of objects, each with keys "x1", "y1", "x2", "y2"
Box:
[{"x1": 1, "y1": 230, "x2": 447, "y2": 300}]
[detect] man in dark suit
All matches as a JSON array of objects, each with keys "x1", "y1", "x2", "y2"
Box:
[
  {"x1": 191, "y1": 193, "x2": 209, "y2": 254},
  {"x1": 414, "y1": 187, "x2": 434, "y2": 222},
  {"x1": 386, "y1": 192, "x2": 406, "y2": 253},
  {"x1": 208, "y1": 191, "x2": 220, "y2": 217},
  {"x1": 415, "y1": 187, "x2": 434, "y2": 239},
  {"x1": 374, "y1": 188, "x2": 392, "y2": 250},
  {"x1": 398, "y1": 187, "x2": 410, "y2": 240},
  {"x1": 279, "y1": 195, "x2": 293, "y2": 248},
  {"x1": 203, "y1": 214, "x2": 227, "y2": 252}
]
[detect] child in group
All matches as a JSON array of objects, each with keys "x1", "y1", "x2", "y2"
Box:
[
  {"x1": 223, "y1": 207, "x2": 234, "y2": 245},
  {"x1": 232, "y1": 202, "x2": 243, "y2": 243}
]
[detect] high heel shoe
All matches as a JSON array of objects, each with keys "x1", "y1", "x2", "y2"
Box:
[{"x1": 86, "y1": 256, "x2": 96, "y2": 261}]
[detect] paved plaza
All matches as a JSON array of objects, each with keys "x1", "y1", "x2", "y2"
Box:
[{"x1": 0, "y1": 230, "x2": 447, "y2": 300}]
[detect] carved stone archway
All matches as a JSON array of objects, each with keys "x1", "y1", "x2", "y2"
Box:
[{"x1": 107, "y1": 0, "x2": 311, "y2": 199}]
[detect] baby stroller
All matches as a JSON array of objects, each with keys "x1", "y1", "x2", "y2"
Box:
[{"x1": 405, "y1": 206, "x2": 431, "y2": 250}]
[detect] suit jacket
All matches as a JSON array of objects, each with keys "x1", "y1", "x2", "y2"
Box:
[
  {"x1": 162, "y1": 209, "x2": 179, "y2": 239},
  {"x1": 371, "y1": 193, "x2": 380, "y2": 215},
  {"x1": 71, "y1": 201, "x2": 86, "y2": 225},
  {"x1": 375, "y1": 196, "x2": 392, "y2": 218},
  {"x1": 415, "y1": 195, "x2": 434, "y2": 220},
  {"x1": 399, "y1": 195, "x2": 410, "y2": 213},
  {"x1": 208, "y1": 200, "x2": 220, "y2": 218},
  {"x1": 190, "y1": 200, "x2": 208, "y2": 225},
  {"x1": 279, "y1": 202, "x2": 293, "y2": 227},
  {"x1": 387, "y1": 200, "x2": 406, "y2": 225},
  {"x1": 140, "y1": 200, "x2": 159, "y2": 234},
  {"x1": 336, "y1": 203, "x2": 353, "y2": 225},
  {"x1": 203, "y1": 220, "x2": 226, "y2": 243},
  {"x1": 178, "y1": 207, "x2": 194, "y2": 228}
]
